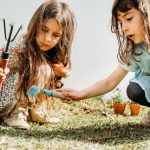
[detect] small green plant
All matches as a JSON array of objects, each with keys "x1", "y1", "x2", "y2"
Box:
[{"x1": 112, "y1": 88, "x2": 124, "y2": 103}]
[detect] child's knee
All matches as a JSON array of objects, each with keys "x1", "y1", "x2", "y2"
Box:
[{"x1": 126, "y1": 82, "x2": 142, "y2": 100}]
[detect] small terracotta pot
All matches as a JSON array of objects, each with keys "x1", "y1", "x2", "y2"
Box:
[
  {"x1": 113, "y1": 102, "x2": 126, "y2": 115},
  {"x1": 129, "y1": 103, "x2": 142, "y2": 116}
]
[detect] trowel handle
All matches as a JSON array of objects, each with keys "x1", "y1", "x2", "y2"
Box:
[
  {"x1": 0, "y1": 58, "x2": 9, "y2": 69},
  {"x1": 43, "y1": 89, "x2": 70, "y2": 100},
  {"x1": 0, "y1": 52, "x2": 9, "y2": 90},
  {"x1": 0, "y1": 51, "x2": 9, "y2": 69}
]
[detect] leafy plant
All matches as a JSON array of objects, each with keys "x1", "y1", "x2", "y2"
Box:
[{"x1": 112, "y1": 88, "x2": 125, "y2": 103}]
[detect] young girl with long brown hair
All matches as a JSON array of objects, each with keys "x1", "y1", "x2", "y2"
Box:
[
  {"x1": 0, "y1": 0, "x2": 76, "y2": 129},
  {"x1": 59, "y1": 0, "x2": 150, "y2": 127}
]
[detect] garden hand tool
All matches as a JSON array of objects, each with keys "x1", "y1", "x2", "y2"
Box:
[
  {"x1": 0, "y1": 19, "x2": 22, "y2": 92},
  {"x1": 27, "y1": 85, "x2": 71, "y2": 100},
  {"x1": 0, "y1": 19, "x2": 22, "y2": 70}
]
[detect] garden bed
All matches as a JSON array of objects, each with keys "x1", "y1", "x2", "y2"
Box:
[{"x1": 0, "y1": 97, "x2": 150, "y2": 150}]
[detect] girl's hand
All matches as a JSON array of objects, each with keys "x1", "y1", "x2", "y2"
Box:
[
  {"x1": 56, "y1": 88, "x2": 84, "y2": 103},
  {"x1": 51, "y1": 63, "x2": 71, "y2": 78},
  {"x1": 0, "y1": 67, "x2": 10, "y2": 82}
]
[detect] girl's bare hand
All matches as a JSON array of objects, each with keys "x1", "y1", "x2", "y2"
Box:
[
  {"x1": 0, "y1": 67, "x2": 10, "y2": 82},
  {"x1": 3, "y1": 67, "x2": 10, "y2": 75},
  {"x1": 56, "y1": 88, "x2": 83, "y2": 103}
]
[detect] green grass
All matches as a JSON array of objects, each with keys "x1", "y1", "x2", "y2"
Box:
[{"x1": 0, "y1": 97, "x2": 150, "y2": 150}]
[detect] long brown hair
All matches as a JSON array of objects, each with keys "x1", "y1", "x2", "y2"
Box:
[
  {"x1": 111, "y1": 0, "x2": 146, "y2": 64},
  {"x1": 17, "y1": 0, "x2": 76, "y2": 100}
]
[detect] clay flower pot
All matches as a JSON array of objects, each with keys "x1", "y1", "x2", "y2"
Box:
[
  {"x1": 129, "y1": 103, "x2": 142, "y2": 116},
  {"x1": 113, "y1": 102, "x2": 127, "y2": 115}
]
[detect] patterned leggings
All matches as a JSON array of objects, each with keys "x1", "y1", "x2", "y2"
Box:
[{"x1": 127, "y1": 82, "x2": 150, "y2": 107}]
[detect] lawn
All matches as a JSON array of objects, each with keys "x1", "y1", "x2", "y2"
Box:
[{"x1": 0, "y1": 97, "x2": 150, "y2": 150}]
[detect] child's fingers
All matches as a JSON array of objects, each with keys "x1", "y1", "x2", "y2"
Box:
[
  {"x1": 0, "y1": 67, "x2": 9, "y2": 83},
  {"x1": 0, "y1": 72, "x2": 6, "y2": 81},
  {"x1": 0, "y1": 67, "x2": 10, "y2": 75},
  {"x1": 0, "y1": 68, "x2": 3, "y2": 73},
  {"x1": 4, "y1": 68, "x2": 10, "y2": 75},
  {"x1": 0, "y1": 76, "x2": 6, "y2": 80},
  {"x1": 56, "y1": 89, "x2": 74, "y2": 97},
  {"x1": 61, "y1": 99, "x2": 73, "y2": 104}
]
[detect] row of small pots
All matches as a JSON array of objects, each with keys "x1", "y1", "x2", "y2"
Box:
[{"x1": 113, "y1": 102, "x2": 142, "y2": 116}]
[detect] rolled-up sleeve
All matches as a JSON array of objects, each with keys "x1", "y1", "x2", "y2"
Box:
[{"x1": 119, "y1": 56, "x2": 139, "y2": 72}]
